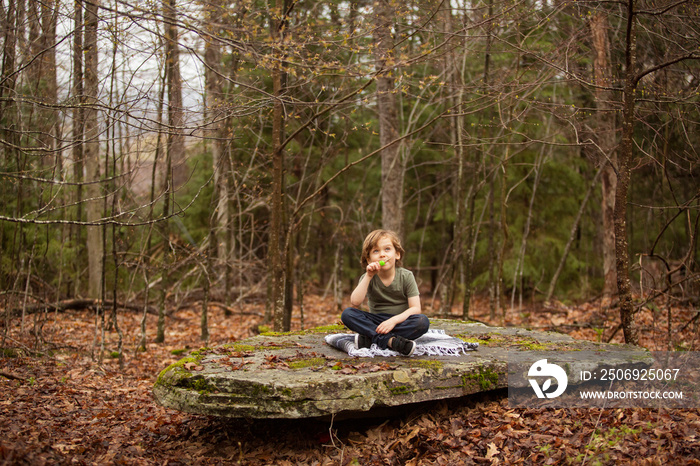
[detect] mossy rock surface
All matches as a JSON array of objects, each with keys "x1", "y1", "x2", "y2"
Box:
[{"x1": 153, "y1": 319, "x2": 640, "y2": 419}]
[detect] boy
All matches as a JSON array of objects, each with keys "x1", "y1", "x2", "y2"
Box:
[{"x1": 341, "y1": 229, "x2": 430, "y2": 356}]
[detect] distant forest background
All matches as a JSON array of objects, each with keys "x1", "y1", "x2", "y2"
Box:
[{"x1": 1, "y1": 0, "x2": 698, "y2": 346}]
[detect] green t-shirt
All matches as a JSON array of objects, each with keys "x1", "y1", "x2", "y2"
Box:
[{"x1": 359, "y1": 267, "x2": 420, "y2": 315}]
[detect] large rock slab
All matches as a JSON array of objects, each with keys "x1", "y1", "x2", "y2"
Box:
[{"x1": 153, "y1": 319, "x2": 641, "y2": 419}]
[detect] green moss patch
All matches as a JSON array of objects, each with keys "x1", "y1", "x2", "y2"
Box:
[
  {"x1": 409, "y1": 359, "x2": 444, "y2": 372},
  {"x1": 384, "y1": 381, "x2": 417, "y2": 396},
  {"x1": 155, "y1": 354, "x2": 205, "y2": 387},
  {"x1": 462, "y1": 365, "x2": 501, "y2": 391},
  {"x1": 185, "y1": 377, "x2": 216, "y2": 395},
  {"x1": 226, "y1": 344, "x2": 256, "y2": 353},
  {"x1": 456, "y1": 332, "x2": 560, "y2": 351},
  {"x1": 260, "y1": 323, "x2": 346, "y2": 337},
  {"x1": 288, "y1": 357, "x2": 327, "y2": 370}
]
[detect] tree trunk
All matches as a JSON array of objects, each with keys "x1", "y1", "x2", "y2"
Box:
[
  {"x1": 375, "y1": 0, "x2": 403, "y2": 237},
  {"x1": 269, "y1": 64, "x2": 286, "y2": 331},
  {"x1": 27, "y1": 0, "x2": 58, "y2": 157},
  {"x1": 156, "y1": 0, "x2": 184, "y2": 343},
  {"x1": 615, "y1": 0, "x2": 639, "y2": 346},
  {"x1": 165, "y1": 0, "x2": 185, "y2": 184},
  {"x1": 484, "y1": 0, "x2": 497, "y2": 320},
  {"x1": 83, "y1": 0, "x2": 103, "y2": 299},
  {"x1": 203, "y1": 0, "x2": 231, "y2": 289},
  {"x1": 268, "y1": 0, "x2": 290, "y2": 331},
  {"x1": 590, "y1": 12, "x2": 618, "y2": 300},
  {"x1": 71, "y1": 0, "x2": 85, "y2": 296},
  {"x1": 440, "y1": 4, "x2": 463, "y2": 317},
  {"x1": 497, "y1": 146, "x2": 509, "y2": 322},
  {"x1": 0, "y1": 0, "x2": 19, "y2": 293}
]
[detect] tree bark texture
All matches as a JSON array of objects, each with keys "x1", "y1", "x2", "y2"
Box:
[
  {"x1": 615, "y1": 0, "x2": 639, "y2": 346},
  {"x1": 71, "y1": 0, "x2": 85, "y2": 295},
  {"x1": 83, "y1": 0, "x2": 103, "y2": 299},
  {"x1": 590, "y1": 11, "x2": 618, "y2": 300},
  {"x1": 374, "y1": 0, "x2": 403, "y2": 237},
  {"x1": 203, "y1": 0, "x2": 231, "y2": 286},
  {"x1": 165, "y1": 0, "x2": 185, "y2": 188},
  {"x1": 269, "y1": 0, "x2": 289, "y2": 331},
  {"x1": 0, "y1": 0, "x2": 19, "y2": 292},
  {"x1": 27, "y1": 0, "x2": 58, "y2": 156}
]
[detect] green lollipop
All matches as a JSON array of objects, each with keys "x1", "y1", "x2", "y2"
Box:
[{"x1": 379, "y1": 260, "x2": 386, "y2": 266}]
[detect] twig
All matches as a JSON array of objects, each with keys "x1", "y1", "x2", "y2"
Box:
[
  {"x1": 0, "y1": 371, "x2": 25, "y2": 381},
  {"x1": 208, "y1": 302, "x2": 263, "y2": 317},
  {"x1": 325, "y1": 413, "x2": 345, "y2": 463},
  {"x1": 606, "y1": 324, "x2": 622, "y2": 343},
  {"x1": 679, "y1": 310, "x2": 700, "y2": 333},
  {"x1": 328, "y1": 413, "x2": 337, "y2": 449}
]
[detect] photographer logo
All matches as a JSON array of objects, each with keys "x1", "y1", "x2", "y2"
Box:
[{"x1": 528, "y1": 359, "x2": 568, "y2": 399}]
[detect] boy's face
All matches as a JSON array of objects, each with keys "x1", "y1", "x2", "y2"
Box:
[{"x1": 369, "y1": 236, "x2": 400, "y2": 269}]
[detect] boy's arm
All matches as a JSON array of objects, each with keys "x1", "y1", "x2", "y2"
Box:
[
  {"x1": 375, "y1": 295, "x2": 421, "y2": 334},
  {"x1": 350, "y1": 262, "x2": 382, "y2": 307},
  {"x1": 350, "y1": 273, "x2": 372, "y2": 307}
]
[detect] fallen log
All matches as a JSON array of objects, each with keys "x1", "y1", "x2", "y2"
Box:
[{"x1": 2, "y1": 299, "x2": 160, "y2": 319}]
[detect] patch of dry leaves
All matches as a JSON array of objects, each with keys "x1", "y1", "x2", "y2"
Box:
[{"x1": 1, "y1": 294, "x2": 700, "y2": 465}]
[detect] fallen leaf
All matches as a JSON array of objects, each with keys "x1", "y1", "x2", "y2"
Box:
[{"x1": 486, "y1": 442, "x2": 499, "y2": 459}]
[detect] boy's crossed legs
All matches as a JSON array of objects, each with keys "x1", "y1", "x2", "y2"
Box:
[{"x1": 341, "y1": 307, "x2": 430, "y2": 355}]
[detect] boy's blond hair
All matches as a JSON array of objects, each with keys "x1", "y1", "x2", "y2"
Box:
[{"x1": 360, "y1": 229, "x2": 405, "y2": 268}]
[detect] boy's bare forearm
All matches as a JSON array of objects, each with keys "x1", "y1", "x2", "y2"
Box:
[
  {"x1": 394, "y1": 306, "x2": 419, "y2": 323},
  {"x1": 375, "y1": 303, "x2": 420, "y2": 334},
  {"x1": 350, "y1": 275, "x2": 371, "y2": 307},
  {"x1": 390, "y1": 297, "x2": 421, "y2": 324}
]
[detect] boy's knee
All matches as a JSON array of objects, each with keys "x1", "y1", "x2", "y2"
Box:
[
  {"x1": 341, "y1": 307, "x2": 358, "y2": 325},
  {"x1": 416, "y1": 314, "x2": 430, "y2": 333}
]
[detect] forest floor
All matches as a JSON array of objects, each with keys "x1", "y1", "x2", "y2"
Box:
[{"x1": 1, "y1": 293, "x2": 700, "y2": 465}]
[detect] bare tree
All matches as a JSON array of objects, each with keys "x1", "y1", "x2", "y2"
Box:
[
  {"x1": 268, "y1": 0, "x2": 292, "y2": 331},
  {"x1": 614, "y1": 0, "x2": 699, "y2": 345},
  {"x1": 71, "y1": 0, "x2": 85, "y2": 295},
  {"x1": 154, "y1": 0, "x2": 186, "y2": 343},
  {"x1": 203, "y1": 0, "x2": 231, "y2": 303},
  {"x1": 589, "y1": 11, "x2": 618, "y2": 301},
  {"x1": 374, "y1": 0, "x2": 403, "y2": 237},
  {"x1": 83, "y1": 0, "x2": 103, "y2": 299}
]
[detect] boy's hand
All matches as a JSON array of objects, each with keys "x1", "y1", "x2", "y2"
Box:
[
  {"x1": 376, "y1": 317, "x2": 397, "y2": 334},
  {"x1": 366, "y1": 261, "x2": 383, "y2": 278}
]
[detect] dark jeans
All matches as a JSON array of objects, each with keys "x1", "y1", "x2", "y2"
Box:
[{"x1": 341, "y1": 307, "x2": 430, "y2": 349}]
